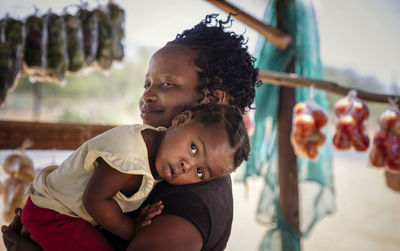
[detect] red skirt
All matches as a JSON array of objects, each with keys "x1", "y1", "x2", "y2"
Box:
[{"x1": 22, "y1": 197, "x2": 114, "y2": 251}]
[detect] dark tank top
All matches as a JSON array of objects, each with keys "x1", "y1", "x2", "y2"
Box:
[{"x1": 102, "y1": 175, "x2": 233, "y2": 251}]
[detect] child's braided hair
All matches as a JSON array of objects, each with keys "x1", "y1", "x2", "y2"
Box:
[
  {"x1": 168, "y1": 14, "x2": 261, "y2": 114},
  {"x1": 188, "y1": 103, "x2": 250, "y2": 171}
]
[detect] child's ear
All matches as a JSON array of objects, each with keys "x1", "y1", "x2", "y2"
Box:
[{"x1": 171, "y1": 111, "x2": 193, "y2": 127}]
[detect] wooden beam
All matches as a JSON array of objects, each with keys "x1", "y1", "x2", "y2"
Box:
[
  {"x1": 206, "y1": 0, "x2": 292, "y2": 50},
  {"x1": 259, "y1": 70, "x2": 400, "y2": 103},
  {"x1": 0, "y1": 121, "x2": 115, "y2": 150}
]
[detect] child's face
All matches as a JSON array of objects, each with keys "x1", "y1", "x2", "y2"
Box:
[
  {"x1": 155, "y1": 111, "x2": 234, "y2": 185},
  {"x1": 139, "y1": 44, "x2": 204, "y2": 128}
]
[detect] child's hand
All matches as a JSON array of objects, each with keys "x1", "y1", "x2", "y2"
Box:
[{"x1": 135, "y1": 201, "x2": 164, "y2": 233}]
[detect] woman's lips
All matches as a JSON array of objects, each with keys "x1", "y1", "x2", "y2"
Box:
[
  {"x1": 140, "y1": 106, "x2": 164, "y2": 119},
  {"x1": 141, "y1": 105, "x2": 164, "y2": 114}
]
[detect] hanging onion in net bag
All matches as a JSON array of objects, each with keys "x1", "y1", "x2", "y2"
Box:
[
  {"x1": 0, "y1": 140, "x2": 36, "y2": 223},
  {"x1": 370, "y1": 100, "x2": 400, "y2": 173},
  {"x1": 333, "y1": 90, "x2": 370, "y2": 151},
  {"x1": 290, "y1": 86, "x2": 327, "y2": 160}
]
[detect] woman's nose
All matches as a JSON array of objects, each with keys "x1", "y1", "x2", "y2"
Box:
[{"x1": 141, "y1": 86, "x2": 158, "y2": 103}]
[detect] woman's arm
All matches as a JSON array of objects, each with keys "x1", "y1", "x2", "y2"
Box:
[
  {"x1": 1, "y1": 208, "x2": 42, "y2": 251},
  {"x1": 127, "y1": 214, "x2": 203, "y2": 251},
  {"x1": 83, "y1": 158, "x2": 138, "y2": 241}
]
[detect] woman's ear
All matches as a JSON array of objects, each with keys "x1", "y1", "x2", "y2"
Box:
[
  {"x1": 171, "y1": 111, "x2": 193, "y2": 127},
  {"x1": 208, "y1": 90, "x2": 229, "y2": 105}
]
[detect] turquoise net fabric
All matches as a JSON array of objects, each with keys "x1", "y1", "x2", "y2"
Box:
[{"x1": 235, "y1": 0, "x2": 335, "y2": 249}]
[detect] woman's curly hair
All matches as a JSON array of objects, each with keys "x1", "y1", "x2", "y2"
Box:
[{"x1": 168, "y1": 14, "x2": 261, "y2": 114}]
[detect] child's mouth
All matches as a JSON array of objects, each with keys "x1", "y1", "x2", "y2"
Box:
[{"x1": 163, "y1": 163, "x2": 174, "y2": 180}]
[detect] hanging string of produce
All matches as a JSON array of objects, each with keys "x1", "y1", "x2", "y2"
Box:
[
  {"x1": 0, "y1": 0, "x2": 125, "y2": 106},
  {"x1": 0, "y1": 15, "x2": 24, "y2": 105}
]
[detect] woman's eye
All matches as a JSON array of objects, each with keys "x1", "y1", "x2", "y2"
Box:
[
  {"x1": 161, "y1": 82, "x2": 174, "y2": 87},
  {"x1": 196, "y1": 168, "x2": 203, "y2": 179},
  {"x1": 190, "y1": 143, "x2": 197, "y2": 155}
]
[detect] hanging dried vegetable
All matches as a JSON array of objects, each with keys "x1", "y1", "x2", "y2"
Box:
[
  {"x1": 23, "y1": 14, "x2": 47, "y2": 80},
  {"x1": 0, "y1": 36, "x2": 12, "y2": 105},
  {"x1": 0, "y1": 1, "x2": 126, "y2": 106},
  {"x1": 93, "y1": 6, "x2": 114, "y2": 71},
  {"x1": 108, "y1": 1, "x2": 125, "y2": 61},
  {"x1": 4, "y1": 16, "x2": 24, "y2": 91},
  {"x1": 64, "y1": 13, "x2": 84, "y2": 72},
  {"x1": 77, "y1": 7, "x2": 98, "y2": 66},
  {"x1": 0, "y1": 17, "x2": 24, "y2": 106},
  {"x1": 43, "y1": 12, "x2": 68, "y2": 84}
]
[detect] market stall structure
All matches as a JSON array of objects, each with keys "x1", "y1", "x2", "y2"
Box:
[{"x1": 0, "y1": 0, "x2": 399, "y2": 250}]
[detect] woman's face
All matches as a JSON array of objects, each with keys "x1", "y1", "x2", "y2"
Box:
[{"x1": 139, "y1": 44, "x2": 204, "y2": 128}]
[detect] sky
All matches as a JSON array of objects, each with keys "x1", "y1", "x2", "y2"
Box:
[{"x1": 1, "y1": 0, "x2": 399, "y2": 94}]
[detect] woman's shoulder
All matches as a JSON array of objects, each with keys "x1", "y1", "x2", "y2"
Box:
[{"x1": 150, "y1": 176, "x2": 233, "y2": 250}]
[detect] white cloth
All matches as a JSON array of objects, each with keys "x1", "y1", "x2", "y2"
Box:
[{"x1": 27, "y1": 124, "x2": 166, "y2": 225}]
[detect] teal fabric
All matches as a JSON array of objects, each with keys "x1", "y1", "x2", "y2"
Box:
[{"x1": 235, "y1": 0, "x2": 335, "y2": 250}]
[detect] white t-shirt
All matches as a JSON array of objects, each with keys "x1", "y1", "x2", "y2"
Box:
[{"x1": 27, "y1": 124, "x2": 166, "y2": 225}]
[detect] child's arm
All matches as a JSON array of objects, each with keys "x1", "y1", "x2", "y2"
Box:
[{"x1": 82, "y1": 158, "x2": 141, "y2": 241}]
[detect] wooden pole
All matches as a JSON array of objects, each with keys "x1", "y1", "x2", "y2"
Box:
[
  {"x1": 258, "y1": 70, "x2": 400, "y2": 103},
  {"x1": 276, "y1": 0, "x2": 301, "y2": 250},
  {"x1": 206, "y1": 0, "x2": 292, "y2": 50},
  {"x1": 277, "y1": 64, "x2": 301, "y2": 250}
]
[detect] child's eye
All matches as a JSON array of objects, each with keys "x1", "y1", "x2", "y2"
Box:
[
  {"x1": 190, "y1": 143, "x2": 197, "y2": 155},
  {"x1": 196, "y1": 168, "x2": 203, "y2": 179}
]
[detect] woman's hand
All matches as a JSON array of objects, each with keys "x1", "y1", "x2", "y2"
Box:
[{"x1": 1, "y1": 208, "x2": 42, "y2": 251}]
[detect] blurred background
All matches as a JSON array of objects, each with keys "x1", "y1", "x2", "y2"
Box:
[{"x1": 0, "y1": 0, "x2": 399, "y2": 250}]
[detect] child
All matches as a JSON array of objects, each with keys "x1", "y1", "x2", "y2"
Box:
[{"x1": 21, "y1": 103, "x2": 250, "y2": 251}]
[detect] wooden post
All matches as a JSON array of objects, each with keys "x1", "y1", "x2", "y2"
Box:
[
  {"x1": 276, "y1": 0, "x2": 301, "y2": 250},
  {"x1": 277, "y1": 63, "x2": 301, "y2": 250}
]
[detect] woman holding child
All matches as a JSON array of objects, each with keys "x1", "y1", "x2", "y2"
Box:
[{"x1": 2, "y1": 14, "x2": 259, "y2": 251}]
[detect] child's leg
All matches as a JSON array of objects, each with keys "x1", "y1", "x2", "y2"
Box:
[{"x1": 21, "y1": 197, "x2": 114, "y2": 251}]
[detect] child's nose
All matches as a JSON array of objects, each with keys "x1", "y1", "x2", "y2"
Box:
[{"x1": 180, "y1": 160, "x2": 193, "y2": 173}]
